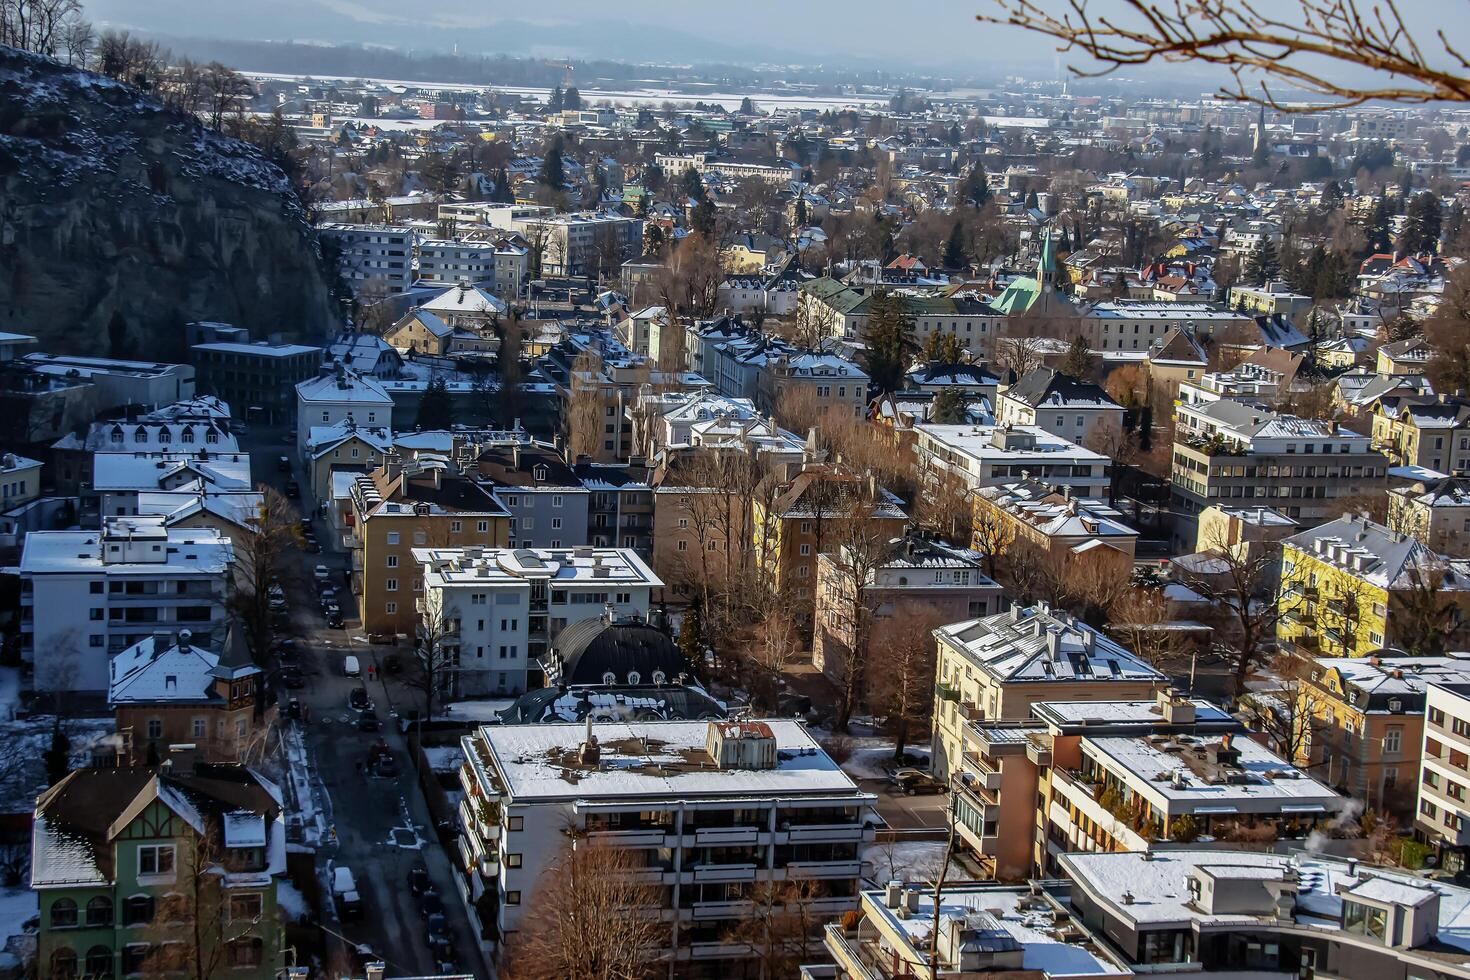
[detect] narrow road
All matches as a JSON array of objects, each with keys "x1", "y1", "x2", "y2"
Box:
[{"x1": 240, "y1": 426, "x2": 490, "y2": 978}]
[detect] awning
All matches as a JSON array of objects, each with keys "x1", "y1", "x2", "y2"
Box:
[
  {"x1": 1279, "y1": 804, "x2": 1328, "y2": 813},
  {"x1": 1191, "y1": 805, "x2": 1240, "y2": 814}
]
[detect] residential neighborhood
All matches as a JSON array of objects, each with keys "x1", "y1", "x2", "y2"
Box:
[{"x1": 14, "y1": 1, "x2": 1470, "y2": 978}]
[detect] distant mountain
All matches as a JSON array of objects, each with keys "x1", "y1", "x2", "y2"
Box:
[{"x1": 0, "y1": 45, "x2": 337, "y2": 359}]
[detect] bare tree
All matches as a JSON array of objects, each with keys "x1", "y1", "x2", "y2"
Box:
[
  {"x1": 968, "y1": 495, "x2": 1015, "y2": 580},
  {"x1": 870, "y1": 603, "x2": 945, "y2": 760},
  {"x1": 411, "y1": 587, "x2": 461, "y2": 720},
  {"x1": 655, "y1": 232, "x2": 723, "y2": 320},
  {"x1": 1176, "y1": 530, "x2": 1281, "y2": 695},
  {"x1": 148, "y1": 829, "x2": 268, "y2": 980},
  {"x1": 718, "y1": 878, "x2": 827, "y2": 978},
  {"x1": 1238, "y1": 652, "x2": 1325, "y2": 765},
  {"x1": 917, "y1": 465, "x2": 975, "y2": 546},
  {"x1": 504, "y1": 840, "x2": 666, "y2": 980},
  {"x1": 352, "y1": 276, "x2": 396, "y2": 336},
  {"x1": 983, "y1": 0, "x2": 1470, "y2": 109},
  {"x1": 564, "y1": 350, "x2": 608, "y2": 460},
  {"x1": 825, "y1": 497, "x2": 896, "y2": 732},
  {"x1": 229, "y1": 486, "x2": 301, "y2": 663},
  {"x1": 1390, "y1": 559, "x2": 1470, "y2": 656},
  {"x1": 0, "y1": 0, "x2": 85, "y2": 58}
]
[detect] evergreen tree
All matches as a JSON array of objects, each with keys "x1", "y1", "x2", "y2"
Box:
[
  {"x1": 1139, "y1": 404, "x2": 1154, "y2": 451},
  {"x1": 1059, "y1": 335, "x2": 1097, "y2": 379},
  {"x1": 931, "y1": 388, "x2": 970, "y2": 424},
  {"x1": 942, "y1": 221, "x2": 967, "y2": 270},
  {"x1": 1245, "y1": 238, "x2": 1281, "y2": 286},
  {"x1": 492, "y1": 167, "x2": 513, "y2": 203},
  {"x1": 548, "y1": 85, "x2": 564, "y2": 113},
  {"x1": 692, "y1": 198, "x2": 717, "y2": 237},
  {"x1": 677, "y1": 603, "x2": 705, "y2": 678},
  {"x1": 680, "y1": 165, "x2": 706, "y2": 201},
  {"x1": 922, "y1": 330, "x2": 963, "y2": 363},
  {"x1": 1404, "y1": 191, "x2": 1443, "y2": 254},
  {"x1": 415, "y1": 376, "x2": 454, "y2": 430},
  {"x1": 1321, "y1": 180, "x2": 1343, "y2": 209},
  {"x1": 963, "y1": 164, "x2": 991, "y2": 209},
  {"x1": 44, "y1": 719, "x2": 70, "y2": 786},
  {"x1": 861, "y1": 291, "x2": 916, "y2": 402},
  {"x1": 739, "y1": 96, "x2": 755, "y2": 115},
  {"x1": 1367, "y1": 195, "x2": 1395, "y2": 254},
  {"x1": 107, "y1": 310, "x2": 131, "y2": 359},
  {"x1": 538, "y1": 136, "x2": 566, "y2": 188},
  {"x1": 563, "y1": 86, "x2": 582, "y2": 110},
  {"x1": 794, "y1": 197, "x2": 809, "y2": 226},
  {"x1": 1024, "y1": 189, "x2": 1039, "y2": 211}
]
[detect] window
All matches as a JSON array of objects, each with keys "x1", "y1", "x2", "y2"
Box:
[
  {"x1": 90, "y1": 582, "x2": 103, "y2": 594},
  {"x1": 50, "y1": 898, "x2": 78, "y2": 928},
  {"x1": 505, "y1": 891, "x2": 522, "y2": 905},
  {"x1": 677, "y1": 540, "x2": 688, "y2": 551},
  {"x1": 85, "y1": 946, "x2": 111, "y2": 977},
  {"x1": 506, "y1": 853, "x2": 523, "y2": 868},
  {"x1": 451, "y1": 520, "x2": 462, "y2": 533},
  {"x1": 551, "y1": 518, "x2": 562, "y2": 530},
  {"x1": 386, "y1": 602, "x2": 397, "y2": 614},
  {"x1": 123, "y1": 895, "x2": 154, "y2": 925},
  {"x1": 227, "y1": 939, "x2": 263, "y2": 968},
  {"x1": 477, "y1": 521, "x2": 489, "y2": 533},
  {"x1": 386, "y1": 578, "x2": 398, "y2": 592},
  {"x1": 386, "y1": 554, "x2": 398, "y2": 568},
  {"x1": 50, "y1": 948, "x2": 77, "y2": 978},
  {"x1": 552, "y1": 495, "x2": 563, "y2": 508},
  {"x1": 1384, "y1": 728, "x2": 1402, "y2": 755},
  {"x1": 386, "y1": 532, "x2": 400, "y2": 545},
  {"x1": 192, "y1": 718, "x2": 206, "y2": 738},
  {"x1": 85, "y1": 896, "x2": 113, "y2": 927},
  {"x1": 90, "y1": 608, "x2": 102, "y2": 620},
  {"x1": 138, "y1": 844, "x2": 175, "y2": 877},
  {"x1": 146, "y1": 719, "x2": 162, "y2": 739},
  {"x1": 508, "y1": 816, "x2": 524, "y2": 831},
  {"x1": 229, "y1": 893, "x2": 262, "y2": 922}
]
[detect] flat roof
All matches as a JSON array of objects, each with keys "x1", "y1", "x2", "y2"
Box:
[
  {"x1": 416, "y1": 546, "x2": 663, "y2": 589},
  {"x1": 19, "y1": 527, "x2": 232, "y2": 575},
  {"x1": 193, "y1": 342, "x2": 322, "y2": 357},
  {"x1": 477, "y1": 719, "x2": 861, "y2": 803}
]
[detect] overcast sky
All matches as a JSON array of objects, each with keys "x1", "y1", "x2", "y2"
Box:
[{"x1": 83, "y1": 0, "x2": 1470, "y2": 85}]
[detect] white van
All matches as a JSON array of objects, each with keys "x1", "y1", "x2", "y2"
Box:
[
  {"x1": 332, "y1": 865, "x2": 362, "y2": 920},
  {"x1": 343, "y1": 655, "x2": 361, "y2": 678}
]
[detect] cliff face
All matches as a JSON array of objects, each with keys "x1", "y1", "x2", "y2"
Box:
[{"x1": 0, "y1": 46, "x2": 338, "y2": 358}]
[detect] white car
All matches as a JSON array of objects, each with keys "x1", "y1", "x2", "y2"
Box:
[{"x1": 313, "y1": 565, "x2": 330, "y2": 582}]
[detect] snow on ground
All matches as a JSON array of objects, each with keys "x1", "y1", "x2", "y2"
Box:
[
  {"x1": 0, "y1": 885, "x2": 38, "y2": 934},
  {"x1": 0, "y1": 715, "x2": 113, "y2": 818},
  {"x1": 862, "y1": 841, "x2": 968, "y2": 886},
  {"x1": 420, "y1": 745, "x2": 463, "y2": 774},
  {"x1": 276, "y1": 880, "x2": 308, "y2": 923},
  {"x1": 809, "y1": 717, "x2": 929, "y2": 782},
  {"x1": 0, "y1": 668, "x2": 19, "y2": 722}
]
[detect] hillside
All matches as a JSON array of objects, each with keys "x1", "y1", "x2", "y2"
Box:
[{"x1": 0, "y1": 45, "x2": 337, "y2": 358}]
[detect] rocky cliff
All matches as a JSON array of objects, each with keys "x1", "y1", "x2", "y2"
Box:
[{"x1": 0, "y1": 46, "x2": 338, "y2": 358}]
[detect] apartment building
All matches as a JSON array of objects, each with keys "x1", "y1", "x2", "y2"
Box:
[
  {"x1": 573, "y1": 460, "x2": 654, "y2": 555},
  {"x1": 972, "y1": 479, "x2": 1138, "y2": 583},
  {"x1": 650, "y1": 463, "x2": 752, "y2": 603},
  {"x1": 472, "y1": 441, "x2": 590, "y2": 549},
  {"x1": 0, "y1": 451, "x2": 42, "y2": 511},
  {"x1": 189, "y1": 341, "x2": 323, "y2": 426},
  {"x1": 1369, "y1": 394, "x2": 1470, "y2": 472},
  {"x1": 317, "y1": 223, "x2": 415, "y2": 294},
  {"x1": 1277, "y1": 515, "x2": 1470, "y2": 657},
  {"x1": 348, "y1": 460, "x2": 510, "y2": 636},
  {"x1": 1228, "y1": 281, "x2": 1313, "y2": 317},
  {"x1": 1296, "y1": 656, "x2": 1470, "y2": 818},
  {"x1": 1170, "y1": 399, "x2": 1386, "y2": 525},
  {"x1": 751, "y1": 469, "x2": 908, "y2": 618},
  {"x1": 812, "y1": 534, "x2": 1004, "y2": 683},
  {"x1": 1378, "y1": 337, "x2": 1431, "y2": 375},
  {"x1": 415, "y1": 239, "x2": 496, "y2": 285},
  {"x1": 796, "y1": 278, "x2": 1002, "y2": 349},
  {"x1": 87, "y1": 451, "x2": 251, "y2": 523},
  {"x1": 756, "y1": 351, "x2": 870, "y2": 421},
  {"x1": 517, "y1": 211, "x2": 642, "y2": 277},
  {"x1": 107, "y1": 625, "x2": 265, "y2": 766},
  {"x1": 654, "y1": 151, "x2": 798, "y2": 184},
  {"x1": 294, "y1": 366, "x2": 394, "y2": 459},
  {"x1": 303, "y1": 420, "x2": 392, "y2": 504},
  {"x1": 416, "y1": 546, "x2": 661, "y2": 694},
  {"x1": 32, "y1": 764, "x2": 286, "y2": 980},
  {"x1": 1389, "y1": 476, "x2": 1470, "y2": 558},
  {"x1": 1063, "y1": 848, "x2": 1470, "y2": 978},
  {"x1": 915, "y1": 423, "x2": 1111, "y2": 495},
  {"x1": 23, "y1": 354, "x2": 195, "y2": 414},
  {"x1": 19, "y1": 517, "x2": 234, "y2": 692},
  {"x1": 1419, "y1": 682, "x2": 1470, "y2": 873},
  {"x1": 455, "y1": 719, "x2": 872, "y2": 978},
  {"x1": 996, "y1": 368, "x2": 1124, "y2": 446},
  {"x1": 812, "y1": 880, "x2": 1128, "y2": 980}
]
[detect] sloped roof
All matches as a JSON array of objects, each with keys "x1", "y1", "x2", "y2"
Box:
[{"x1": 936, "y1": 604, "x2": 1166, "y2": 685}]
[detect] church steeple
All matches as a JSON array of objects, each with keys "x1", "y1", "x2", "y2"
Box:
[{"x1": 1036, "y1": 227, "x2": 1056, "y2": 290}]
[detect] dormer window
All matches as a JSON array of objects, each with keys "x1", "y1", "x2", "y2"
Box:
[
  {"x1": 603, "y1": 671, "x2": 617, "y2": 685},
  {"x1": 110, "y1": 428, "x2": 123, "y2": 445},
  {"x1": 158, "y1": 428, "x2": 171, "y2": 444},
  {"x1": 206, "y1": 431, "x2": 218, "y2": 444},
  {"x1": 134, "y1": 427, "x2": 147, "y2": 443},
  {"x1": 180, "y1": 428, "x2": 194, "y2": 444},
  {"x1": 534, "y1": 465, "x2": 548, "y2": 482}
]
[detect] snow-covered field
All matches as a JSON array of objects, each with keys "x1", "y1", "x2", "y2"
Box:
[
  {"x1": 0, "y1": 885, "x2": 38, "y2": 933},
  {"x1": 810, "y1": 717, "x2": 929, "y2": 782},
  {"x1": 862, "y1": 840, "x2": 969, "y2": 886}
]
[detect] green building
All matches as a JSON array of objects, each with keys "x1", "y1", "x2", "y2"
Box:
[{"x1": 31, "y1": 764, "x2": 286, "y2": 979}]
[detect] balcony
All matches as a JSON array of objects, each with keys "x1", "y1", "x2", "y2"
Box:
[
  {"x1": 585, "y1": 827, "x2": 672, "y2": 848},
  {"x1": 935, "y1": 683, "x2": 960, "y2": 703},
  {"x1": 693, "y1": 825, "x2": 760, "y2": 846},
  {"x1": 690, "y1": 899, "x2": 754, "y2": 920},
  {"x1": 691, "y1": 863, "x2": 758, "y2": 883},
  {"x1": 784, "y1": 859, "x2": 863, "y2": 879},
  {"x1": 782, "y1": 823, "x2": 866, "y2": 844},
  {"x1": 961, "y1": 752, "x2": 1002, "y2": 791}
]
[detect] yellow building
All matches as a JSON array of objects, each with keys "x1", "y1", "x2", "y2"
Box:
[
  {"x1": 1277, "y1": 514, "x2": 1470, "y2": 657},
  {"x1": 1369, "y1": 394, "x2": 1470, "y2": 472},
  {"x1": 1390, "y1": 476, "x2": 1470, "y2": 559},
  {"x1": 348, "y1": 459, "x2": 510, "y2": 635},
  {"x1": 931, "y1": 604, "x2": 1166, "y2": 879},
  {"x1": 1290, "y1": 655, "x2": 1470, "y2": 817}
]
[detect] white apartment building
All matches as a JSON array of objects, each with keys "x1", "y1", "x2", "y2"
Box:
[
  {"x1": 415, "y1": 239, "x2": 496, "y2": 286},
  {"x1": 1418, "y1": 682, "x2": 1470, "y2": 873},
  {"x1": 19, "y1": 516, "x2": 234, "y2": 691},
  {"x1": 653, "y1": 152, "x2": 798, "y2": 185},
  {"x1": 294, "y1": 366, "x2": 394, "y2": 460},
  {"x1": 317, "y1": 223, "x2": 415, "y2": 294},
  {"x1": 996, "y1": 368, "x2": 1124, "y2": 447},
  {"x1": 517, "y1": 212, "x2": 643, "y2": 278},
  {"x1": 455, "y1": 719, "x2": 873, "y2": 978},
  {"x1": 914, "y1": 423, "x2": 1111, "y2": 494},
  {"x1": 415, "y1": 546, "x2": 661, "y2": 696}
]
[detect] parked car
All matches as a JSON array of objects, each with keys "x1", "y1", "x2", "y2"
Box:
[
  {"x1": 407, "y1": 866, "x2": 430, "y2": 897},
  {"x1": 343, "y1": 655, "x2": 361, "y2": 678},
  {"x1": 284, "y1": 698, "x2": 302, "y2": 720},
  {"x1": 357, "y1": 709, "x2": 380, "y2": 733},
  {"x1": 332, "y1": 866, "x2": 363, "y2": 920},
  {"x1": 420, "y1": 890, "x2": 444, "y2": 920},
  {"x1": 303, "y1": 538, "x2": 321, "y2": 554},
  {"x1": 326, "y1": 608, "x2": 344, "y2": 629},
  {"x1": 382, "y1": 653, "x2": 402, "y2": 675},
  {"x1": 277, "y1": 456, "x2": 290, "y2": 473},
  {"x1": 279, "y1": 669, "x2": 305, "y2": 690},
  {"x1": 368, "y1": 632, "x2": 398, "y2": 646},
  {"x1": 893, "y1": 769, "x2": 947, "y2": 796},
  {"x1": 349, "y1": 687, "x2": 370, "y2": 711},
  {"x1": 285, "y1": 480, "x2": 300, "y2": 498},
  {"x1": 374, "y1": 753, "x2": 399, "y2": 778},
  {"x1": 313, "y1": 565, "x2": 330, "y2": 582},
  {"x1": 318, "y1": 588, "x2": 337, "y2": 610}
]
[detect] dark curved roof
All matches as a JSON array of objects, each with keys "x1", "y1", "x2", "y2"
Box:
[{"x1": 551, "y1": 618, "x2": 686, "y2": 686}]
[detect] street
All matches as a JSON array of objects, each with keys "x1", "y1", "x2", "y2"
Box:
[{"x1": 240, "y1": 426, "x2": 488, "y2": 979}]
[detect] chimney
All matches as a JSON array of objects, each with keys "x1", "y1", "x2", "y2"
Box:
[
  {"x1": 885, "y1": 880, "x2": 904, "y2": 908},
  {"x1": 579, "y1": 714, "x2": 600, "y2": 765},
  {"x1": 366, "y1": 963, "x2": 386, "y2": 980},
  {"x1": 1046, "y1": 629, "x2": 1060, "y2": 660}
]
